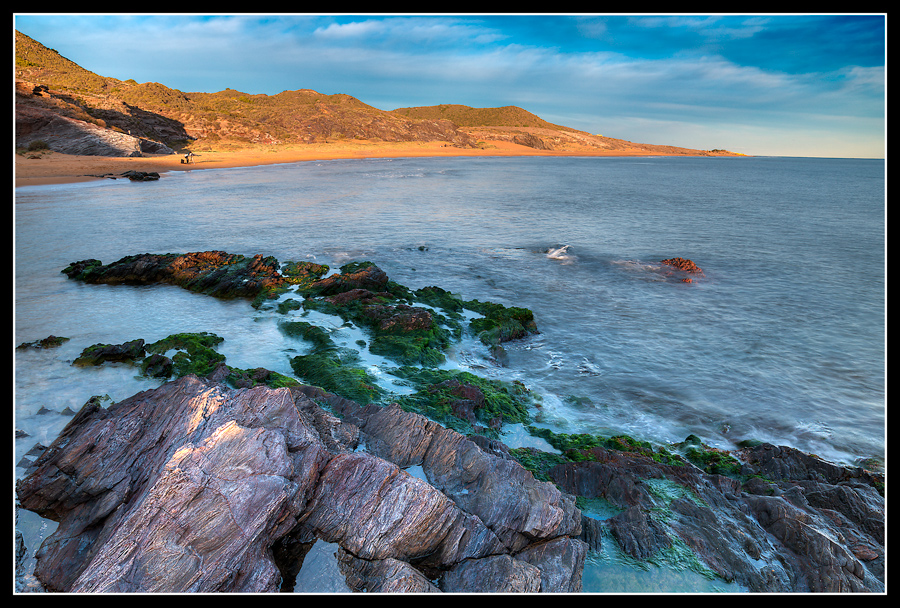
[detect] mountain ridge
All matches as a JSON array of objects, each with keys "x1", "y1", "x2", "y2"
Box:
[{"x1": 15, "y1": 30, "x2": 742, "y2": 157}]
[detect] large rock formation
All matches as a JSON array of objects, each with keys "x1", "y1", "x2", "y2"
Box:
[
  {"x1": 19, "y1": 367, "x2": 884, "y2": 593},
  {"x1": 16, "y1": 375, "x2": 585, "y2": 593},
  {"x1": 16, "y1": 104, "x2": 174, "y2": 157}
]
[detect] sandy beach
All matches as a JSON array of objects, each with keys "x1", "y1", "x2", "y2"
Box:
[{"x1": 14, "y1": 140, "x2": 716, "y2": 188}]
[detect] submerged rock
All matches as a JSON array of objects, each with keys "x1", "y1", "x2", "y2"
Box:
[
  {"x1": 659, "y1": 257, "x2": 704, "y2": 282},
  {"x1": 526, "y1": 428, "x2": 885, "y2": 593}
]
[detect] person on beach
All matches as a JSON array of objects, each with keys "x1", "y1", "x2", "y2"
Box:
[{"x1": 183, "y1": 152, "x2": 195, "y2": 164}]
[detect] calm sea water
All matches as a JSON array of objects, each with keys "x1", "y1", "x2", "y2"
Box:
[{"x1": 14, "y1": 154, "x2": 885, "y2": 592}]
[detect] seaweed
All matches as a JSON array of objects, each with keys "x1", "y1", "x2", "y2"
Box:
[
  {"x1": 145, "y1": 332, "x2": 226, "y2": 378},
  {"x1": 462, "y1": 299, "x2": 539, "y2": 347},
  {"x1": 389, "y1": 366, "x2": 536, "y2": 436},
  {"x1": 290, "y1": 348, "x2": 384, "y2": 405},
  {"x1": 674, "y1": 435, "x2": 743, "y2": 477}
]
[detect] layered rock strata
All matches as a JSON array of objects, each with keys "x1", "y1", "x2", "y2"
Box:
[{"x1": 16, "y1": 375, "x2": 585, "y2": 593}]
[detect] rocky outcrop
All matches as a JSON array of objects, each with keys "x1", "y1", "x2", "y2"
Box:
[
  {"x1": 62, "y1": 251, "x2": 288, "y2": 300},
  {"x1": 307, "y1": 261, "x2": 389, "y2": 296},
  {"x1": 659, "y1": 257, "x2": 705, "y2": 283},
  {"x1": 542, "y1": 438, "x2": 884, "y2": 592},
  {"x1": 16, "y1": 104, "x2": 174, "y2": 157},
  {"x1": 660, "y1": 257, "x2": 703, "y2": 273},
  {"x1": 16, "y1": 335, "x2": 70, "y2": 350},
  {"x1": 20, "y1": 369, "x2": 882, "y2": 594},
  {"x1": 61, "y1": 253, "x2": 539, "y2": 368},
  {"x1": 40, "y1": 248, "x2": 885, "y2": 593},
  {"x1": 16, "y1": 375, "x2": 586, "y2": 593}
]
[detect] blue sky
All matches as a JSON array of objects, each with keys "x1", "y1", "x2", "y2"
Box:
[{"x1": 14, "y1": 13, "x2": 886, "y2": 158}]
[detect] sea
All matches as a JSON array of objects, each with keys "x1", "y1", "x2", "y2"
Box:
[{"x1": 14, "y1": 154, "x2": 885, "y2": 593}]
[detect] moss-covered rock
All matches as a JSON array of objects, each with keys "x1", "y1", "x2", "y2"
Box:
[
  {"x1": 224, "y1": 366, "x2": 299, "y2": 390},
  {"x1": 508, "y1": 447, "x2": 569, "y2": 482},
  {"x1": 73, "y1": 339, "x2": 146, "y2": 366},
  {"x1": 290, "y1": 347, "x2": 384, "y2": 405},
  {"x1": 16, "y1": 335, "x2": 70, "y2": 350},
  {"x1": 389, "y1": 366, "x2": 536, "y2": 436},
  {"x1": 304, "y1": 261, "x2": 389, "y2": 296},
  {"x1": 300, "y1": 279, "x2": 452, "y2": 367},
  {"x1": 673, "y1": 435, "x2": 743, "y2": 477},
  {"x1": 140, "y1": 353, "x2": 173, "y2": 378},
  {"x1": 145, "y1": 332, "x2": 226, "y2": 378},
  {"x1": 281, "y1": 260, "x2": 330, "y2": 290},
  {"x1": 62, "y1": 251, "x2": 289, "y2": 302},
  {"x1": 363, "y1": 304, "x2": 451, "y2": 366},
  {"x1": 276, "y1": 298, "x2": 304, "y2": 314},
  {"x1": 463, "y1": 299, "x2": 539, "y2": 347},
  {"x1": 278, "y1": 320, "x2": 335, "y2": 350},
  {"x1": 514, "y1": 426, "x2": 687, "y2": 479}
]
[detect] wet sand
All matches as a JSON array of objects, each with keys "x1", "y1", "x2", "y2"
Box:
[{"x1": 14, "y1": 139, "x2": 715, "y2": 188}]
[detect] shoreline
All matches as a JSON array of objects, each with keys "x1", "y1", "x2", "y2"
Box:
[{"x1": 14, "y1": 140, "x2": 741, "y2": 188}]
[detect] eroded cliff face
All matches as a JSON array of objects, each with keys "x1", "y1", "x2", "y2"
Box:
[{"x1": 15, "y1": 103, "x2": 170, "y2": 157}]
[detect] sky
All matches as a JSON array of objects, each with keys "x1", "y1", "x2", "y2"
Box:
[{"x1": 14, "y1": 13, "x2": 886, "y2": 158}]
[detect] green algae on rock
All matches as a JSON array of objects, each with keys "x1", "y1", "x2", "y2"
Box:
[
  {"x1": 62, "y1": 251, "x2": 289, "y2": 302},
  {"x1": 60, "y1": 252, "x2": 540, "y2": 369},
  {"x1": 289, "y1": 348, "x2": 384, "y2": 405},
  {"x1": 70, "y1": 331, "x2": 299, "y2": 392},
  {"x1": 464, "y1": 299, "x2": 539, "y2": 348},
  {"x1": 530, "y1": 426, "x2": 682, "y2": 462},
  {"x1": 388, "y1": 366, "x2": 538, "y2": 437},
  {"x1": 59, "y1": 250, "x2": 543, "y2": 429},
  {"x1": 673, "y1": 434, "x2": 743, "y2": 478},
  {"x1": 16, "y1": 335, "x2": 71, "y2": 350},
  {"x1": 73, "y1": 339, "x2": 146, "y2": 367},
  {"x1": 145, "y1": 332, "x2": 226, "y2": 378}
]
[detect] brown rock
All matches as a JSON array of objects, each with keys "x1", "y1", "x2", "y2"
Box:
[
  {"x1": 17, "y1": 376, "x2": 587, "y2": 593},
  {"x1": 660, "y1": 257, "x2": 704, "y2": 274},
  {"x1": 308, "y1": 262, "x2": 389, "y2": 295},
  {"x1": 336, "y1": 549, "x2": 441, "y2": 592},
  {"x1": 440, "y1": 554, "x2": 542, "y2": 593},
  {"x1": 62, "y1": 251, "x2": 287, "y2": 299},
  {"x1": 16, "y1": 376, "x2": 331, "y2": 592}
]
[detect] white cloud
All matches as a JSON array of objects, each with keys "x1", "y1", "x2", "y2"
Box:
[{"x1": 14, "y1": 13, "x2": 884, "y2": 157}]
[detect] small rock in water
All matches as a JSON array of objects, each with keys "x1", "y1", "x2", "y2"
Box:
[{"x1": 660, "y1": 257, "x2": 703, "y2": 274}]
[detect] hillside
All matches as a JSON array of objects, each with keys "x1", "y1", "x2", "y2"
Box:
[
  {"x1": 391, "y1": 104, "x2": 579, "y2": 132},
  {"x1": 15, "y1": 30, "x2": 741, "y2": 158},
  {"x1": 14, "y1": 31, "x2": 477, "y2": 155}
]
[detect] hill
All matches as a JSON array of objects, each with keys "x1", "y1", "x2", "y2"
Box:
[
  {"x1": 391, "y1": 104, "x2": 579, "y2": 132},
  {"x1": 14, "y1": 30, "x2": 741, "y2": 158},
  {"x1": 14, "y1": 31, "x2": 476, "y2": 155}
]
